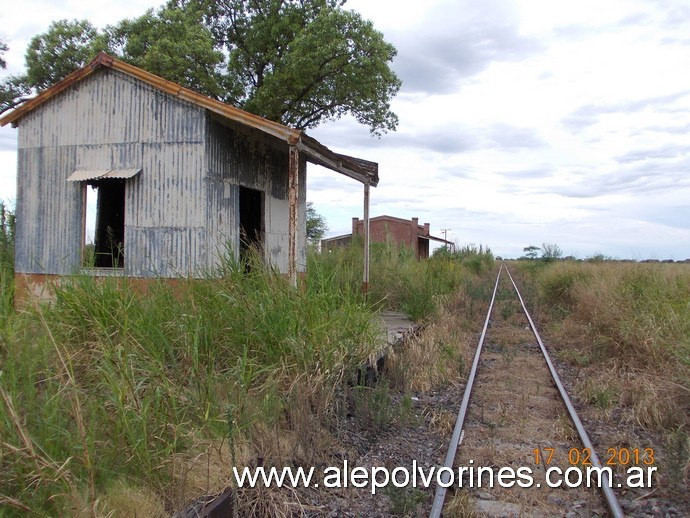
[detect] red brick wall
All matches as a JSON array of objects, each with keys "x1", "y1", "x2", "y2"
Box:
[{"x1": 352, "y1": 216, "x2": 429, "y2": 259}]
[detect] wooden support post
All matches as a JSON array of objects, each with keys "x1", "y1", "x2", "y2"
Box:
[
  {"x1": 288, "y1": 146, "x2": 299, "y2": 286},
  {"x1": 362, "y1": 182, "x2": 370, "y2": 294}
]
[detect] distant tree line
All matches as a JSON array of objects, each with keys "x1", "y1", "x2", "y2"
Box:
[{"x1": 517, "y1": 243, "x2": 688, "y2": 263}]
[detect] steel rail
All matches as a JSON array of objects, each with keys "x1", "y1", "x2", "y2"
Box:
[
  {"x1": 429, "y1": 265, "x2": 504, "y2": 518},
  {"x1": 503, "y1": 266, "x2": 624, "y2": 518}
]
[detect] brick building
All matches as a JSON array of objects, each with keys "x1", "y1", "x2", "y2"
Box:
[{"x1": 321, "y1": 215, "x2": 452, "y2": 259}]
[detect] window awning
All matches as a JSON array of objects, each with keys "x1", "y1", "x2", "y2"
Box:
[{"x1": 67, "y1": 168, "x2": 141, "y2": 182}]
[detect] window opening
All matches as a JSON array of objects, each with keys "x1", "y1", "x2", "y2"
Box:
[{"x1": 83, "y1": 179, "x2": 125, "y2": 268}]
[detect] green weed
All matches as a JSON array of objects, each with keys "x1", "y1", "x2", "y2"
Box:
[
  {"x1": 384, "y1": 485, "x2": 428, "y2": 516},
  {"x1": 579, "y1": 378, "x2": 618, "y2": 410}
]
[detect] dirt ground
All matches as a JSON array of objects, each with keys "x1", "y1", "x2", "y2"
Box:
[{"x1": 297, "y1": 299, "x2": 687, "y2": 517}]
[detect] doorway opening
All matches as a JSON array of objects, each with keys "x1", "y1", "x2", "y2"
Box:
[
  {"x1": 239, "y1": 186, "x2": 264, "y2": 263},
  {"x1": 83, "y1": 179, "x2": 125, "y2": 268}
]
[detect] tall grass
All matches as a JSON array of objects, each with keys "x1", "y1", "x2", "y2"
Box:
[
  {"x1": 0, "y1": 201, "x2": 14, "y2": 327},
  {"x1": 516, "y1": 260, "x2": 690, "y2": 431},
  {"x1": 310, "y1": 240, "x2": 497, "y2": 402},
  {"x1": 0, "y1": 251, "x2": 380, "y2": 515},
  {"x1": 311, "y1": 238, "x2": 494, "y2": 321},
  {"x1": 534, "y1": 261, "x2": 689, "y2": 367},
  {"x1": 0, "y1": 225, "x2": 494, "y2": 514}
]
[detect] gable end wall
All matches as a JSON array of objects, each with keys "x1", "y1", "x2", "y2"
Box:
[{"x1": 14, "y1": 68, "x2": 209, "y2": 277}]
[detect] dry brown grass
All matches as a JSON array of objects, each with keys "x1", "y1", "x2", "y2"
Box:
[
  {"x1": 386, "y1": 321, "x2": 467, "y2": 393},
  {"x1": 385, "y1": 291, "x2": 483, "y2": 394},
  {"x1": 168, "y1": 440, "x2": 237, "y2": 510},
  {"x1": 576, "y1": 369, "x2": 619, "y2": 415},
  {"x1": 444, "y1": 489, "x2": 476, "y2": 518},
  {"x1": 488, "y1": 325, "x2": 533, "y2": 347},
  {"x1": 570, "y1": 264, "x2": 687, "y2": 363},
  {"x1": 554, "y1": 412, "x2": 577, "y2": 441},
  {"x1": 92, "y1": 481, "x2": 167, "y2": 518},
  {"x1": 619, "y1": 372, "x2": 689, "y2": 429},
  {"x1": 529, "y1": 262, "x2": 690, "y2": 434},
  {"x1": 428, "y1": 407, "x2": 457, "y2": 437}
]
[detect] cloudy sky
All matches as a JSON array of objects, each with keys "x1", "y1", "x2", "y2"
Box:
[{"x1": 1, "y1": 0, "x2": 689, "y2": 259}]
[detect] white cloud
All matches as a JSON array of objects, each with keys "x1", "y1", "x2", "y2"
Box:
[{"x1": 2, "y1": 0, "x2": 690, "y2": 259}]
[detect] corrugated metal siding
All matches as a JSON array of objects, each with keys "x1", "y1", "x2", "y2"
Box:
[
  {"x1": 205, "y1": 118, "x2": 238, "y2": 270},
  {"x1": 297, "y1": 160, "x2": 307, "y2": 272},
  {"x1": 204, "y1": 179, "x2": 237, "y2": 272},
  {"x1": 266, "y1": 196, "x2": 289, "y2": 271},
  {"x1": 20, "y1": 69, "x2": 207, "y2": 147},
  {"x1": 126, "y1": 141, "x2": 207, "y2": 277},
  {"x1": 265, "y1": 159, "x2": 306, "y2": 273},
  {"x1": 15, "y1": 66, "x2": 307, "y2": 278},
  {"x1": 130, "y1": 142, "x2": 205, "y2": 228},
  {"x1": 15, "y1": 68, "x2": 209, "y2": 277},
  {"x1": 205, "y1": 117, "x2": 306, "y2": 274},
  {"x1": 15, "y1": 145, "x2": 81, "y2": 274},
  {"x1": 126, "y1": 227, "x2": 205, "y2": 277}
]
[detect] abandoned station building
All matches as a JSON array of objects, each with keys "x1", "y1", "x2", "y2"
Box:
[
  {"x1": 0, "y1": 53, "x2": 377, "y2": 300},
  {"x1": 321, "y1": 215, "x2": 453, "y2": 260}
]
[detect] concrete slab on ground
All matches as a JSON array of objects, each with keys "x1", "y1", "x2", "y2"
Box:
[{"x1": 379, "y1": 310, "x2": 416, "y2": 345}]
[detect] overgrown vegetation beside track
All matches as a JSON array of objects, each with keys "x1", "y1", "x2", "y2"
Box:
[
  {"x1": 512, "y1": 259, "x2": 690, "y2": 495},
  {"x1": 312, "y1": 240, "x2": 494, "y2": 321},
  {"x1": 0, "y1": 216, "x2": 495, "y2": 516},
  {"x1": 516, "y1": 260, "x2": 689, "y2": 424},
  {"x1": 4, "y1": 226, "x2": 686, "y2": 514}
]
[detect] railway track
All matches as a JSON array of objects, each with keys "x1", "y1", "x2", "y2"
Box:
[{"x1": 430, "y1": 263, "x2": 625, "y2": 517}]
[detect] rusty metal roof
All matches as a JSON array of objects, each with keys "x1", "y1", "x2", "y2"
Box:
[{"x1": 0, "y1": 52, "x2": 378, "y2": 186}]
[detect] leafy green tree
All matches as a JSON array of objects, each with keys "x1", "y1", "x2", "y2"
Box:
[
  {"x1": 523, "y1": 245, "x2": 540, "y2": 260},
  {"x1": 24, "y1": 19, "x2": 104, "y2": 91},
  {"x1": 1, "y1": 20, "x2": 104, "y2": 114},
  {"x1": 2, "y1": 0, "x2": 401, "y2": 135},
  {"x1": 0, "y1": 77, "x2": 31, "y2": 114},
  {"x1": 541, "y1": 242, "x2": 562, "y2": 262},
  {"x1": 102, "y1": 5, "x2": 226, "y2": 98},
  {"x1": 189, "y1": 0, "x2": 401, "y2": 133},
  {"x1": 306, "y1": 202, "x2": 328, "y2": 245},
  {"x1": 0, "y1": 40, "x2": 34, "y2": 114}
]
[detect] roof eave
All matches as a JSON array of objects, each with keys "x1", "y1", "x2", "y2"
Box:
[
  {"x1": 297, "y1": 134, "x2": 379, "y2": 186},
  {"x1": 0, "y1": 53, "x2": 302, "y2": 144},
  {"x1": 0, "y1": 53, "x2": 110, "y2": 127},
  {"x1": 421, "y1": 234, "x2": 454, "y2": 245}
]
